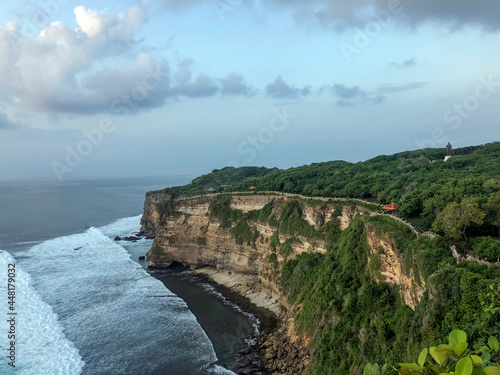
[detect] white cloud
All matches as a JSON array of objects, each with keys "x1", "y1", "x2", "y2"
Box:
[
  {"x1": 0, "y1": 4, "x2": 257, "y2": 120},
  {"x1": 74, "y1": 5, "x2": 147, "y2": 40},
  {"x1": 0, "y1": 4, "x2": 169, "y2": 116}
]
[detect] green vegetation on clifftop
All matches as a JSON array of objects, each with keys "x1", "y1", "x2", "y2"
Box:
[
  {"x1": 280, "y1": 215, "x2": 499, "y2": 374},
  {"x1": 150, "y1": 142, "x2": 500, "y2": 259},
  {"x1": 145, "y1": 142, "x2": 500, "y2": 374}
]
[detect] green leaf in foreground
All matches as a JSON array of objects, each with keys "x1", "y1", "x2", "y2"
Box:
[
  {"x1": 398, "y1": 363, "x2": 423, "y2": 372},
  {"x1": 430, "y1": 346, "x2": 448, "y2": 366},
  {"x1": 454, "y1": 341, "x2": 469, "y2": 356},
  {"x1": 469, "y1": 354, "x2": 483, "y2": 367},
  {"x1": 450, "y1": 330, "x2": 468, "y2": 348},
  {"x1": 484, "y1": 366, "x2": 500, "y2": 375},
  {"x1": 418, "y1": 348, "x2": 428, "y2": 368},
  {"x1": 488, "y1": 337, "x2": 499, "y2": 353},
  {"x1": 455, "y1": 357, "x2": 473, "y2": 375}
]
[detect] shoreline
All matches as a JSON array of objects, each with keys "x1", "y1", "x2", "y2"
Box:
[
  {"x1": 149, "y1": 265, "x2": 308, "y2": 375},
  {"x1": 188, "y1": 270, "x2": 280, "y2": 374},
  {"x1": 149, "y1": 266, "x2": 280, "y2": 374},
  {"x1": 191, "y1": 268, "x2": 308, "y2": 374}
]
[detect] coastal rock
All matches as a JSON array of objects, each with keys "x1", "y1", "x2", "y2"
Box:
[
  {"x1": 123, "y1": 236, "x2": 140, "y2": 242},
  {"x1": 114, "y1": 236, "x2": 122, "y2": 241},
  {"x1": 257, "y1": 322, "x2": 308, "y2": 375},
  {"x1": 140, "y1": 192, "x2": 171, "y2": 237}
]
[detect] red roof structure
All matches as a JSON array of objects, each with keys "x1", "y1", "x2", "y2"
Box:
[
  {"x1": 382, "y1": 202, "x2": 397, "y2": 211},
  {"x1": 249, "y1": 186, "x2": 256, "y2": 190}
]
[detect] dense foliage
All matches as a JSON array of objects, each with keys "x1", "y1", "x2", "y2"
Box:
[
  {"x1": 146, "y1": 142, "x2": 500, "y2": 374},
  {"x1": 149, "y1": 166, "x2": 277, "y2": 197},
  {"x1": 202, "y1": 194, "x2": 500, "y2": 374},
  {"x1": 365, "y1": 329, "x2": 500, "y2": 375},
  {"x1": 280, "y1": 216, "x2": 500, "y2": 374},
  {"x1": 227, "y1": 143, "x2": 500, "y2": 238},
  {"x1": 151, "y1": 142, "x2": 500, "y2": 259}
]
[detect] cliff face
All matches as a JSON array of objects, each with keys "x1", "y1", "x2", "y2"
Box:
[
  {"x1": 141, "y1": 192, "x2": 171, "y2": 236},
  {"x1": 146, "y1": 195, "x2": 272, "y2": 271},
  {"x1": 141, "y1": 193, "x2": 426, "y2": 373},
  {"x1": 142, "y1": 193, "x2": 422, "y2": 306},
  {"x1": 366, "y1": 225, "x2": 425, "y2": 309},
  {"x1": 143, "y1": 195, "x2": 365, "y2": 273},
  {"x1": 144, "y1": 194, "x2": 338, "y2": 305}
]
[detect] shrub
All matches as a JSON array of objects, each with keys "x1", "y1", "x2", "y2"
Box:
[
  {"x1": 472, "y1": 237, "x2": 500, "y2": 262},
  {"x1": 365, "y1": 329, "x2": 500, "y2": 375}
]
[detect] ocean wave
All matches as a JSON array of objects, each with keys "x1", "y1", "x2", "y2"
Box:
[
  {"x1": 15, "y1": 225, "x2": 222, "y2": 375},
  {"x1": 98, "y1": 215, "x2": 143, "y2": 238},
  {"x1": 0, "y1": 250, "x2": 85, "y2": 375}
]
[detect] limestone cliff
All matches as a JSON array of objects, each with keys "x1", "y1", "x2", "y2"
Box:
[
  {"x1": 141, "y1": 192, "x2": 171, "y2": 236},
  {"x1": 144, "y1": 195, "x2": 333, "y2": 274},
  {"x1": 142, "y1": 192, "x2": 425, "y2": 308},
  {"x1": 141, "y1": 192, "x2": 426, "y2": 373},
  {"x1": 366, "y1": 224, "x2": 425, "y2": 309}
]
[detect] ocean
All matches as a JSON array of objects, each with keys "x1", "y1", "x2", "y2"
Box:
[{"x1": 0, "y1": 178, "x2": 257, "y2": 375}]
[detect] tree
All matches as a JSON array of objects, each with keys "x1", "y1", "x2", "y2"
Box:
[
  {"x1": 485, "y1": 193, "x2": 500, "y2": 235},
  {"x1": 433, "y1": 197, "x2": 485, "y2": 240}
]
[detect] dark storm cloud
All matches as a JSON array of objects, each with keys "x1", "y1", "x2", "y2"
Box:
[
  {"x1": 265, "y1": 76, "x2": 310, "y2": 99},
  {"x1": 270, "y1": 0, "x2": 500, "y2": 32}
]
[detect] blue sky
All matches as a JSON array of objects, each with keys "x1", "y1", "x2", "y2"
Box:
[{"x1": 0, "y1": 0, "x2": 499, "y2": 182}]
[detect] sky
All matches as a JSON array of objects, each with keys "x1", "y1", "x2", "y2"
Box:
[{"x1": 0, "y1": 0, "x2": 499, "y2": 182}]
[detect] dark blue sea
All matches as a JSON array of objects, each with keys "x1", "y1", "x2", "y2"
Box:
[{"x1": 0, "y1": 177, "x2": 256, "y2": 375}]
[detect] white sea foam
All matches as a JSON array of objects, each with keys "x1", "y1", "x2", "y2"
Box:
[
  {"x1": 206, "y1": 364, "x2": 238, "y2": 374},
  {"x1": 98, "y1": 215, "x2": 143, "y2": 238},
  {"x1": 0, "y1": 250, "x2": 85, "y2": 375},
  {"x1": 98, "y1": 215, "x2": 152, "y2": 265},
  {"x1": 15, "y1": 225, "x2": 222, "y2": 375}
]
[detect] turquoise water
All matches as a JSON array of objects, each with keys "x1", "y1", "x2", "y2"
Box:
[{"x1": 0, "y1": 178, "x2": 256, "y2": 374}]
